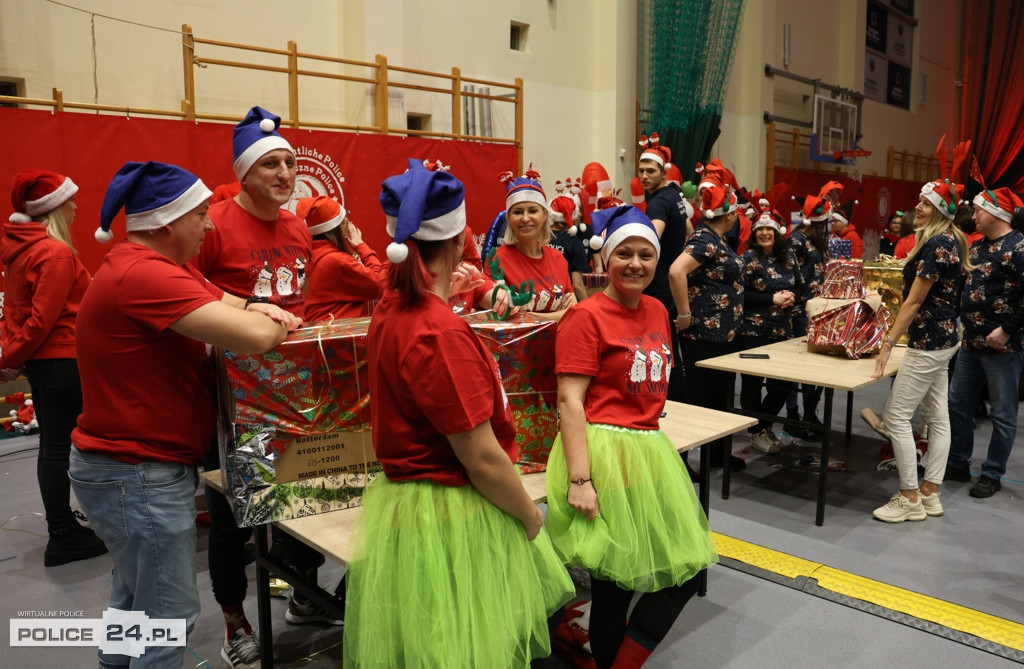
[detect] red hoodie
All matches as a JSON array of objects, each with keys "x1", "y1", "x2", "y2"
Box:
[
  {"x1": 0, "y1": 223, "x2": 91, "y2": 368},
  {"x1": 836, "y1": 222, "x2": 864, "y2": 259}
]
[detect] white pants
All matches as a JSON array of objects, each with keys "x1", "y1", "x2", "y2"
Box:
[{"x1": 883, "y1": 345, "x2": 958, "y2": 491}]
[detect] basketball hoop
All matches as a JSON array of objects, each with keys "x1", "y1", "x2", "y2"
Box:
[{"x1": 833, "y1": 149, "x2": 872, "y2": 183}]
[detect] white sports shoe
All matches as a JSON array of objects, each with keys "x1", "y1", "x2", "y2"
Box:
[
  {"x1": 872, "y1": 493, "x2": 927, "y2": 523},
  {"x1": 919, "y1": 490, "x2": 943, "y2": 516},
  {"x1": 751, "y1": 429, "x2": 784, "y2": 454},
  {"x1": 221, "y1": 630, "x2": 261, "y2": 669}
]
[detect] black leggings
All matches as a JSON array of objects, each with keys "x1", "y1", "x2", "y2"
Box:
[
  {"x1": 588, "y1": 576, "x2": 699, "y2": 668},
  {"x1": 24, "y1": 358, "x2": 82, "y2": 534}
]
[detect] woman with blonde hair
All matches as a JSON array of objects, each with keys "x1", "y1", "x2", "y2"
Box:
[
  {"x1": 0, "y1": 169, "x2": 107, "y2": 566},
  {"x1": 871, "y1": 170, "x2": 973, "y2": 523},
  {"x1": 486, "y1": 169, "x2": 576, "y2": 320}
]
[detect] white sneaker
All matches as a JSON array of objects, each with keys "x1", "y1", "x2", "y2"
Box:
[
  {"x1": 751, "y1": 429, "x2": 784, "y2": 454},
  {"x1": 872, "y1": 493, "x2": 927, "y2": 523},
  {"x1": 221, "y1": 630, "x2": 261, "y2": 669},
  {"x1": 919, "y1": 490, "x2": 943, "y2": 516}
]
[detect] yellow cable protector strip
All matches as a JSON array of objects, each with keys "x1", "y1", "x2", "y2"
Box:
[{"x1": 713, "y1": 532, "x2": 1024, "y2": 652}]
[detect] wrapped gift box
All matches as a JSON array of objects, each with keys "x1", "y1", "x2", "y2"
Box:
[
  {"x1": 807, "y1": 296, "x2": 890, "y2": 359},
  {"x1": 829, "y1": 237, "x2": 853, "y2": 260},
  {"x1": 460, "y1": 312, "x2": 558, "y2": 474},
  {"x1": 218, "y1": 312, "x2": 558, "y2": 525},
  {"x1": 820, "y1": 259, "x2": 866, "y2": 300},
  {"x1": 218, "y1": 317, "x2": 379, "y2": 526}
]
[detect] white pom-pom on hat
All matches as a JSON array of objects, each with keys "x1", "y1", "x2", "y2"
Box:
[
  {"x1": 386, "y1": 241, "x2": 409, "y2": 263},
  {"x1": 589, "y1": 235, "x2": 604, "y2": 251},
  {"x1": 24, "y1": 399, "x2": 32, "y2": 406},
  {"x1": 568, "y1": 225, "x2": 578, "y2": 236},
  {"x1": 95, "y1": 227, "x2": 115, "y2": 244},
  {"x1": 8, "y1": 213, "x2": 31, "y2": 223},
  {"x1": 704, "y1": 209, "x2": 714, "y2": 218},
  {"x1": 579, "y1": 223, "x2": 587, "y2": 233},
  {"x1": 259, "y1": 118, "x2": 276, "y2": 133}
]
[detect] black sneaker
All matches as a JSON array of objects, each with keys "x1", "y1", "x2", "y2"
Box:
[
  {"x1": 943, "y1": 463, "x2": 972, "y2": 482},
  {"x1": 44, "y1": 524, "x2": 109, "y2": 567},
  {"x1": 784, "y1": 409, "x2": 807, "y2": 439},
  {"x1": 969, "y1": 476, "x2": 1001, "y2": 498},
  {"x1": 799, "y1": 415, "x2": 825, "y2": 442},
  {"x1": 284, "y1": 596, "x2": 343, "y2": 626}
]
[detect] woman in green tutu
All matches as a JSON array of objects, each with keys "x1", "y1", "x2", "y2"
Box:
[
  {"x1": 344, "y1": 159, "x2": 573, "y2": 669},
  {"x1": 546, "y1": 205, "x2": 718, "y2": 668}
]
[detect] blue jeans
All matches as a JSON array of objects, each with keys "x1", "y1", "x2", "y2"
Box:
[
  {"x1": 947, "y1": 347, "x2": 1024, "y2": 480},
  {"x1": 69, "y1": 447, "x2": 200, "y2": 669}
]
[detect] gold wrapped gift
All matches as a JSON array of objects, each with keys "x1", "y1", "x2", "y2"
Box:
[{"x1": 863, "y1": 259, "x2": 906, "y2": 344}]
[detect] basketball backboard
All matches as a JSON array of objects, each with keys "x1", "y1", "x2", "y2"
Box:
[{"x1": 810, "y1": 94, "x2": 860, "y2": 163}]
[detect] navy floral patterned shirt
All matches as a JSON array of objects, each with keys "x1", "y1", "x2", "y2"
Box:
[
  {"x1": 960, "y1": 229, "x2": 1024, "y2": 352},
  {"x1": 902, "y1": 230, "x2": 962, "y2": 351},
  {"x1": 682, "y1": 226, "x2": 744, "y2": 342},
  {"x1": 740, "y1": 249, "x2": 802, "y2": 340},
  {"x1": 788, "y1": 229, "x2": 826, "y2": 315}
]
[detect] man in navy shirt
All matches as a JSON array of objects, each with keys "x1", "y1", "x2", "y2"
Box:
[
  {"x1": 638, "y1": 137, "x2": 690, "y2": 401},
  {"x1": 945, "y1": 186, "x2": 1024, "y2": 498}
]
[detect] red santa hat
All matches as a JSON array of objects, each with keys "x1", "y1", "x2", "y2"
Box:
[
  {"x1": 973, "y1": 187, "x2": 1024, "y2": 224},
  {"x1": 549, "y1": 193, "x2": 583, "y2": 236},
  {"x1": 665, "y1": 163, "x2": 683, "y2": 188},
  {"x1": 701, "y1": 185, "x2": 739, "y2": 219},
  {"x1": 295, "y1": 195, "x2": 346, "y2": 235},
  {"x1": 799, "y1": 180, "x2": 843, "y2": 224},
  {"x1": 920, "y1": 180, "x2": 959, "y2": 219},
  {"x1": 696, "y1": 159, "x2": 738, "y2": 194},
  {"x1": 9, "y1": 169, "x2": 79, "y2": 223},
  {"x1": 638, "y1": 133, "x2": 671, "y2": 167}
]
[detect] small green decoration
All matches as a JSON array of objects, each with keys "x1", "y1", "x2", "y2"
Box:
[{"x1": 486, "y1": 248, "x2": 535, "y2": 321}]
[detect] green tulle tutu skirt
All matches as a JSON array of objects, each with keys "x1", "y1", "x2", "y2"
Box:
[
  {"x1": 343, "y1": 476, "x2": 574, "y2": 669},
  {"x1": 545, "y1": 423, "x2": 718, "y2": 592}
]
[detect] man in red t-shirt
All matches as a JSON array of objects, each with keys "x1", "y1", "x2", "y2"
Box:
[
  {"x1": 71, "y1": 161, "x2": 297, "y2": 669},
  {"x1": 189, "y1": 107, "x2": 334, "y2": 666},
  {"x1": 191, "y1": 106, "x2": 312, "y2": 319}
]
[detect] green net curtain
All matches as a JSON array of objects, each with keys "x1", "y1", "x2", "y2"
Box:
[{"x1": 639, "y1": 0, "x2": 746, "y2": 180}]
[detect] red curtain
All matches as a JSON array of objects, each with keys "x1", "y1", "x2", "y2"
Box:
[{"x1": 959, "y1": 0, "x2": 1024, "y2": 191}]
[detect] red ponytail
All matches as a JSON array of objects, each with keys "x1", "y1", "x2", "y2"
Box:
[{"x1": 386, "y1": 237, "x2": 452, "y2": 306}]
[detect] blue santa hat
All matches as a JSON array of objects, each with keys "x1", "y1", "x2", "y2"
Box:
[
  {"x1": 380, "y1": 158, "x2": 466, "y2": 263},
  {"x1": 97, "y1": 161, "x2": 212, "y2": 243},
  {"x1": 589, "y1": 204, "x2": 660, "y2": 260},
  {"x1": 231, "y1": 106, "x2": 294, "y2": 180},
  {"x1": 504, "y1": 177, "x2": 547, "y2": 213}
]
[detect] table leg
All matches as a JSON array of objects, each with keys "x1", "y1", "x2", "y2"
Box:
[
  {"x1": 255, "y1": 524, "x2": 274, "y2": 669},
  {"x1": 815, "y1": 389, "x2": 835, "y2": 526},
  {"x1": 698, "y1": 405, "x2": 712, "y2": 597},
  {"x1": 845, "y1": 390, "x2": 854, "y2": 447},
  {"x1": 721, "y1": 372, "x2": 736, "y2": 500}
]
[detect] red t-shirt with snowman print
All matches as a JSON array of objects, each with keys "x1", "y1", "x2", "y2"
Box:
[{"x1": 556, "y1": 292, "x2": 671, "y2": 430}]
